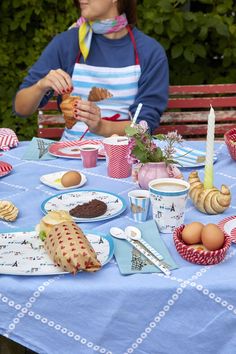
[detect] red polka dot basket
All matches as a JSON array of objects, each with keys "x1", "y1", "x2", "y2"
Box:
[
  {"x1": 173, "y1": 225, "x2": 231, "y2": 265},
  {"x1": 224, "y1": 128, "x2": 236, "y2": 161}
]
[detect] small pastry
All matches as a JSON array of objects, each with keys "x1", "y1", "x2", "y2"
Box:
[
  {"x1": 188, "y1": 171, "x2": 231, "y2": 214},
  {"x1": 0, "y1": 200, "x2": 19, "y2": 222},
  {"x1": 60, "y1": 94, "x2": 80, "y2": 129},
  {"x1": 88, "y1": 87, "x2": 113, "y2": 102}
]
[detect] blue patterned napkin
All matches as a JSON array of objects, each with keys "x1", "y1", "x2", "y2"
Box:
[
  {"x1": 113, "y1": 220, "x2": 178, "y2": 275},
  {"x1": 22, "y1": 137, "x2": 56, "y2": 160}
]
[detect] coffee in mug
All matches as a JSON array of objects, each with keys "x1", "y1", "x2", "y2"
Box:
[
  {"x1": 149, "y1": 178, "x2": 190, "y2": 233},
  {"x1": 151, "y1": 182, "x2": 187, "y2": 191}
]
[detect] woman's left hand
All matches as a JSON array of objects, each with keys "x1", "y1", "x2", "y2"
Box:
[{"x1": 73, "y1": 100, "x2": 101, "y2": 132}]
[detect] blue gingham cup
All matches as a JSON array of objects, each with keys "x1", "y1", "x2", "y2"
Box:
[
  {"x1": 128, "y1": 189, "x2": 150, "y2": 222},
  {"x1": 149, "y1": 178, "x2": 190, "y2": 234}
]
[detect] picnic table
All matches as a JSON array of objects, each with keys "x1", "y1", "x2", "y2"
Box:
[{"x1": 0, "y1": 139, "x2": 236, "y2": 354}]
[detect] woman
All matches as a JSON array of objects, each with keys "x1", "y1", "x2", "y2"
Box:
[{"x1": 14, "y1": 0, "x2": 169, "y2": 140}]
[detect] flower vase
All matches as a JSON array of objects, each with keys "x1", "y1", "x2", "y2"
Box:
[{"x1": 137, "y1": 162, "x2": 183, "y2": 190}]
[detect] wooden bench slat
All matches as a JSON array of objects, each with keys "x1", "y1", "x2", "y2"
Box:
[
  {"x1": 38, "y1": 127, "x2": 64, "y2": 139},
  {"x1": 162, "y1": 110, "x2": 236, "y2": 123},
  {"x1": 38, "y1": 114, "x2": 65, "y2": 125},
  {"x1": 39, "y1": 101, "x2": 58, "y2": 110},
  {"x1": 169, "y1": 84, "x2": 236, "y2": 95},
  {"x1": 157, "y1": 123, "x2": 235, "y2": 137},
  {"x1": 168, "y1": 97, "x2": 236, "y2": 109}
]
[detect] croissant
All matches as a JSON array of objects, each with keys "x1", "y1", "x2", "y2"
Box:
[
  {"x1": 188, "y1": 171, "x2": 231, "y2": 214},
  {"x1": 60, "y1": 94, "x2": 80, "y2": 129},
  {"x1": 88, "y1": 87, "x2": 113, "y2": 102}
]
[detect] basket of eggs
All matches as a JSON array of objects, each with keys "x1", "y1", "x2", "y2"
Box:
[
  {"x1": 224, "y1": 127, "x2": 236, "y2": 161},
  {"x1": 173, "y1": 222, "x2": 231, "y2": 265}
]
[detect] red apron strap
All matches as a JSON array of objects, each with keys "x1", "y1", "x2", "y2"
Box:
[
  {"x1": 76, "y1": 25, "x2": 140, "y2": 65},
  {"x1": 76, "y1": 51, "x2": 81, "y2": 64},
  {"x1": 126, "y1": 25, "x2": 140, "y2": 65}
]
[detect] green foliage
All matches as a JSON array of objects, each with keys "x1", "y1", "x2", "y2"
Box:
[
  {"x1": 137, "y1": 0, "x2": 236, "y2": 84},
  {"x1": 0, "y1": 0, "x2": 236, "y2": 140},
  {"x1": 0, "y1": 0, "x2": 78, "y2": 140}
]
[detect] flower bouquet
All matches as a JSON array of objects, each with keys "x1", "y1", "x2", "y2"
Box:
[{"x1": 125, "y1": 121, "x2": 183, "y2": 188}]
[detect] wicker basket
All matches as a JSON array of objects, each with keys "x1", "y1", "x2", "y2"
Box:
[
  {"x1": 224, "y1": 128, "x2": 236, "y2": 161},
  {"x1": 173, "y1": 225, "x2": 231, "y2": 265}
]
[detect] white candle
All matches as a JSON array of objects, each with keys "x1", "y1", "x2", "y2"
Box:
[
  {"x1": 130, "y1": 103, "x2": 143, "y2": 127},
  {"x1": 204, "y1": 105, "x2": 215, "y2": 189}
]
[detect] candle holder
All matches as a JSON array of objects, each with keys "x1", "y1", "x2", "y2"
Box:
[{"x1": 188, "y1": 171, "x2": 231, "y2": 214}]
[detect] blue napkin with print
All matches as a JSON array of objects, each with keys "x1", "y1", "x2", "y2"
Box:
[
  {"x1": 113, "y1": 219, "x2": 178, "y2": 275},
  {"x1": 22, "y1": 137, "x2": 56, "y2": 160}
]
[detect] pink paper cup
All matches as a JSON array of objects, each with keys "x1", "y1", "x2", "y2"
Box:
[
  {"x1": 102, "y1": 136, "x2": 132, "y2": 178},
  {"x1": 79, "y1": 144, "x2": 99, "y2": 168}
]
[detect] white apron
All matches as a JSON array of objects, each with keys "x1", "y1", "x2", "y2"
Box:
[{"x1": 62, "y1": 26, "x2": 141, "y2": 141}]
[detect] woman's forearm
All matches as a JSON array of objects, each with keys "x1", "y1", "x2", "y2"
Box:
[
  {"x1": 92, "y1": 119, "x2": 130, "y2": 137},
  {"x1": 14, "y1": 69, "x2": 73, "y2": 116},
  {"x1": 14, "y1": 83, "x2": 49, "y2": 116}
]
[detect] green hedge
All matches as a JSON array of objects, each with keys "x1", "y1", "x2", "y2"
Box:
[{"x1": 0, "y1": 0, "x2": 235, "y2": 140}]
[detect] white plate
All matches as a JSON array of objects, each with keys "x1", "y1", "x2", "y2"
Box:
[
  {"x1": 41, "y1": 190, "x2": 127, "y2": 223},
  {"x1": 218, "y1": 216, "x2": 236, "y2": 243},
  {"x1": 40, "y1": 171, "x2": 87, "y2": 190},
  {"x1": 173, "y1": 147, "x2": 217, "y2": 168},
  {"x1": 0, "y1": 229, "x2": 114, "y2": 275},
  {"x1": 48, "y1": 139, "x2": 105, "y2": 159}
]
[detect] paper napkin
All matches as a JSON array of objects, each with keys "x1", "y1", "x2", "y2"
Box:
[
  {"x1": 113, "y1": 219, "x2": 178, "y2": 275},
  {"x1": 173, "y1": 146, "x2": 217, "y2": 167},
  {"x1": 22, "y1": 137, "x2": 56, "y2": 160}
]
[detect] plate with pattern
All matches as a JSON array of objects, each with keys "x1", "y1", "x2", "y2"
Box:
[
  {"x1": 218, "y1": 216, "x2": 236, "y2": 243},
  {"x1": 48, "y1": 139, "x2": 105, "y2": 159},
  {"x1": 0, "y1": 229, "x2": 114, "y2": 275},
  {"x1": 173, "y1": 147, "x2": 217, "y2": 168},
  {"x1": 41, "y1": 190, "x2": 127, "y2": 222},
  {"x1": 40, "y1": 171, "x2": 87, "y2": 190}
]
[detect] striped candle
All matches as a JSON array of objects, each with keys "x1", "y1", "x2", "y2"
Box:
[{"x1": 204, "y1": 105, "x2": 215, "y2": 189}]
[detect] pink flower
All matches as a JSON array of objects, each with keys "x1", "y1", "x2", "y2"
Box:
[{"x1": 138, "y1": 120, "x2": 148, "y2": 133}]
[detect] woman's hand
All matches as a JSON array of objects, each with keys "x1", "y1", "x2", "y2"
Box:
[
  {"x1": 37, "y1": 69, "x2": 73, "y2": 95},
  {"x1": 74, "y1": 100, "x2": 101, "y2": 132}
]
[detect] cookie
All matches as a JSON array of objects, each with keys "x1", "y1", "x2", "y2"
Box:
[{"x1": 69, "y1": 199, "x2": 107, "y2": 218}]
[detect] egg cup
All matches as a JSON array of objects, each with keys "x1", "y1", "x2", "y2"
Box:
[{"x1": 173, "y1": 225, "x2": 231, "y2": 265}]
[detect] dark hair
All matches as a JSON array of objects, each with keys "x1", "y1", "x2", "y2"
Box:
[
  {"x1": 117, "y1": 0, "x2": 137, "y2": 26},
  {"x1": 74, "y1": 0, "x2": 137, "y2": 26}
]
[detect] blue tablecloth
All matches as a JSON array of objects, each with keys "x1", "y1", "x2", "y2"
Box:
[{"x1": 0, "y1": 140, "x2": 236, "y2": 354}]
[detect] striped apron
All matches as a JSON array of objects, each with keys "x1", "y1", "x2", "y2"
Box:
[{"x1": 62, "y1": 26, "x2": 141, "y2": 141}]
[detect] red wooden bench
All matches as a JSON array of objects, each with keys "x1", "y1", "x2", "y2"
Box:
[
  {"x1": 38, "y1": 84, "x2": 236, "y2": 140},
  {"x1": 156, "y1": 84, "x2": 236, "y2": 139}
]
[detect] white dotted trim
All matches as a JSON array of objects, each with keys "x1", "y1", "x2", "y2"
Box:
[
  {"x1": 3, "y1": 276, "x2": 61, "y2": 337},
  {"x1": 125, "y1": 286, "x2": 184, "y2": 353},
  {"x1": 190, "y1": 281, "x2": 236, "y2": 315},
  {"x1": 25, "y1": 310, "x2": 113, "y2": 353}
]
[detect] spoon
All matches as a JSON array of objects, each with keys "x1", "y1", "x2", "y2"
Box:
[
  {"x1": 110, "y1": 226, "x2": 163, "y2": 260},
  {"x1": 110, "y1": 226, "x2": 171, "y2": 276}
]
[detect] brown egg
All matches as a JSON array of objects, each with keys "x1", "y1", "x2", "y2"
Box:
[
  {"x1": 201, "y1": 223, "x2": 225, "y2": 251},
  {"x1": 61, "y1": 171, "x2": 81, "y2": 187},
  {"x1": 181, "y1": 222, "x2": 204, "y2": 245}
]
